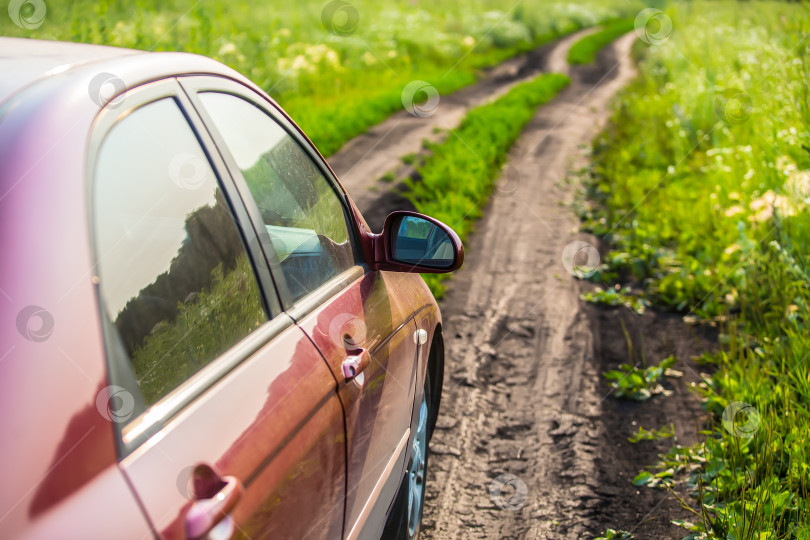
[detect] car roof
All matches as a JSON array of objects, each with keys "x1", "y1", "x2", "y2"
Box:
[{"x1": 0, "y1": 37, "x2": 143, "y2": 105}]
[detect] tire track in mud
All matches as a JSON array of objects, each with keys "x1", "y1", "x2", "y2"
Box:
[{"x1": 418, "y1": 33, "x2": 639, "y2": 539}]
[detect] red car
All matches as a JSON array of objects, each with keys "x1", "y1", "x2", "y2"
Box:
[{"x1": 0, "y1": 37, "x2": 462, "y2": 540}]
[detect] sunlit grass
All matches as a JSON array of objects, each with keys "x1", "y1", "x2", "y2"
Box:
[
  {"x1": 4, "y1": 0, "x2": 638, "y2": 155},
  {"x1": 586, "y1": 1, "x2": 810, "y2": 536}
]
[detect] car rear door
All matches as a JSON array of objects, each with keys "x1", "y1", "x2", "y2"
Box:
[
  {"x1": 89, "y1": 79, "x2": 346, "y2": 539},
  {"x1": 179, "y1": 77, "x2": 422, "y2": 539}
]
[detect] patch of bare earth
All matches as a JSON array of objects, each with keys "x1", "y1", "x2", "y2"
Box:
[{"x1": 583, "y1": 303, "x2": 718, "y2": 538}]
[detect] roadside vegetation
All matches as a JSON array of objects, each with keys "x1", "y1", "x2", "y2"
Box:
[
  {"x1": 5, "y1": 0, "x2": 638, "y2": 156},
  {"x1": 567, "y1": 17, "x2": 635, "y2": 65},
  {"x1": 604, "y1": 355, "x2": 677, "y2": 402},
  {"x1": 584, "y1": 1, "x2": 810, "y2": 537},
  {"x1": 405, "y1": 73, "x2": 570, "y2": 297}
]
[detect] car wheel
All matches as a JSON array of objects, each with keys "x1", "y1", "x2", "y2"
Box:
[{"x1": 382, "y1": 370, "x2": 431, "y2": 540}]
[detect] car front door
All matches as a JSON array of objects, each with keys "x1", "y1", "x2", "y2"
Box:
[
  {"x1": 182, "y1": 78, "x2": 421, "y2": 539},
  {"x1": 90, "y1": 80, "x2": 346, "y2": 539}
]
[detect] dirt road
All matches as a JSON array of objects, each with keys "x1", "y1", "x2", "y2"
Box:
[
  {"x1": 331, "y1": 28, "x2": 710, "y2": 539},
  {"x1": 416, "y1": 32, "x2": 714, "y2": 539},
  {"x1": 417, "y1": 32, "x2": 639, "y2": 539}
]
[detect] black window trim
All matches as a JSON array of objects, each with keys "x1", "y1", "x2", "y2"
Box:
[
  {"x1": 86, "y1": 78, "x2": 291, "y2": 456},
  {"x1": 177, "y1": 76, "x2": 366, "y2": 318}
]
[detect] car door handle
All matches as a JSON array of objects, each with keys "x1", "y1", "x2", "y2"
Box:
[
  {"x1": 341, "y1": 348, "x2": 371, "y2": 382},
  {"x1": 185, "y1": 473, "x2": 243, "y2": 540}
]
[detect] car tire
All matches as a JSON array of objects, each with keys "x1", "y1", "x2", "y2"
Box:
[{"x1": 381, "y1": 369, "x2": 432, "y2": 540}]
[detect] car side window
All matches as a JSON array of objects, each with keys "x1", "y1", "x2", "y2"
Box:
[
  {"x1": 93, "y1": 97, "x2": 267, "y2": 407},
  {"x1": 197, "y1": 92, "x2": 356, "y2": 303}
]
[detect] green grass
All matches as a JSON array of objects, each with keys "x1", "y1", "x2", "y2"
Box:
[
  {"x1": 585, "y1": 1, "x2": 810, "y2": 536},
  {"x1": 628, "y1": 424, "x2": 674, "y2": 443},
  {"x1": 405, "y1": 73, "x2": 570, "y2": 297},
  {"x1": 595, "y1": 529, "x2": 634, "y2": 540},
  {"x1": 567, "y1": 17, "x2": 635, "y2": 65},
  {"x1": 3, "y1": 0, "x2": 639, "y2": 156},
  {"x1": 604, "y1": 355, "x2": 677, "y2": 401},
  {"x1": 581, "y1": 285, "x2": 650, "y2": 314}
]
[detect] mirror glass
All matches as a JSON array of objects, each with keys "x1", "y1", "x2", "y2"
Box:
[{"x1": 391, "y1": 215, "x2": 455, "y2": 269}]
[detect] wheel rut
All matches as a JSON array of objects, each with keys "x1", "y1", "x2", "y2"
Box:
[{"x1": 417, "y1": 33, "x2": 639, "y2": 540}]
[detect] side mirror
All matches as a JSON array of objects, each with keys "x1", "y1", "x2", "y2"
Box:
[{"x1": 374, "y1": 211, "x2": 464, "y2": 273}]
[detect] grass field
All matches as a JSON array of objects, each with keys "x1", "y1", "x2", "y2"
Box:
[
  {"x1": 585, "y1": 1, "x2": 810, "y2": 536},
  {"x1": 3, "y1": 0, "x2": 637, "y2": 156}
]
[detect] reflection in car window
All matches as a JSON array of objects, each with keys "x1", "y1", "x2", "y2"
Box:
[
  {"x1": 93, "y1": 97, "x2": 267, "y2": 407},
  {"x1": 198, "y1": 92, "x2": 356, "y2": 302},
  {"x1": 394, "y1": 216, "x2": 454, "y2": 267}
]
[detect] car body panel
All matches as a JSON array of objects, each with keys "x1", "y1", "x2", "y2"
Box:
[
  {"x1": 120, "y1": 317, "x2": 346, "y2": 539},
  {"x1": 0, "y1": 44, "x2": 122, "y2": 536},
  {"x1": 13, "y1": 465, "x2": 152, "y2": 540},
  {"x1": 0, "y1": 37, "x2": 142, "y2": 106},
  {"x1": 293, "y1": 270, "x2": 428, "y2": 538}
]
